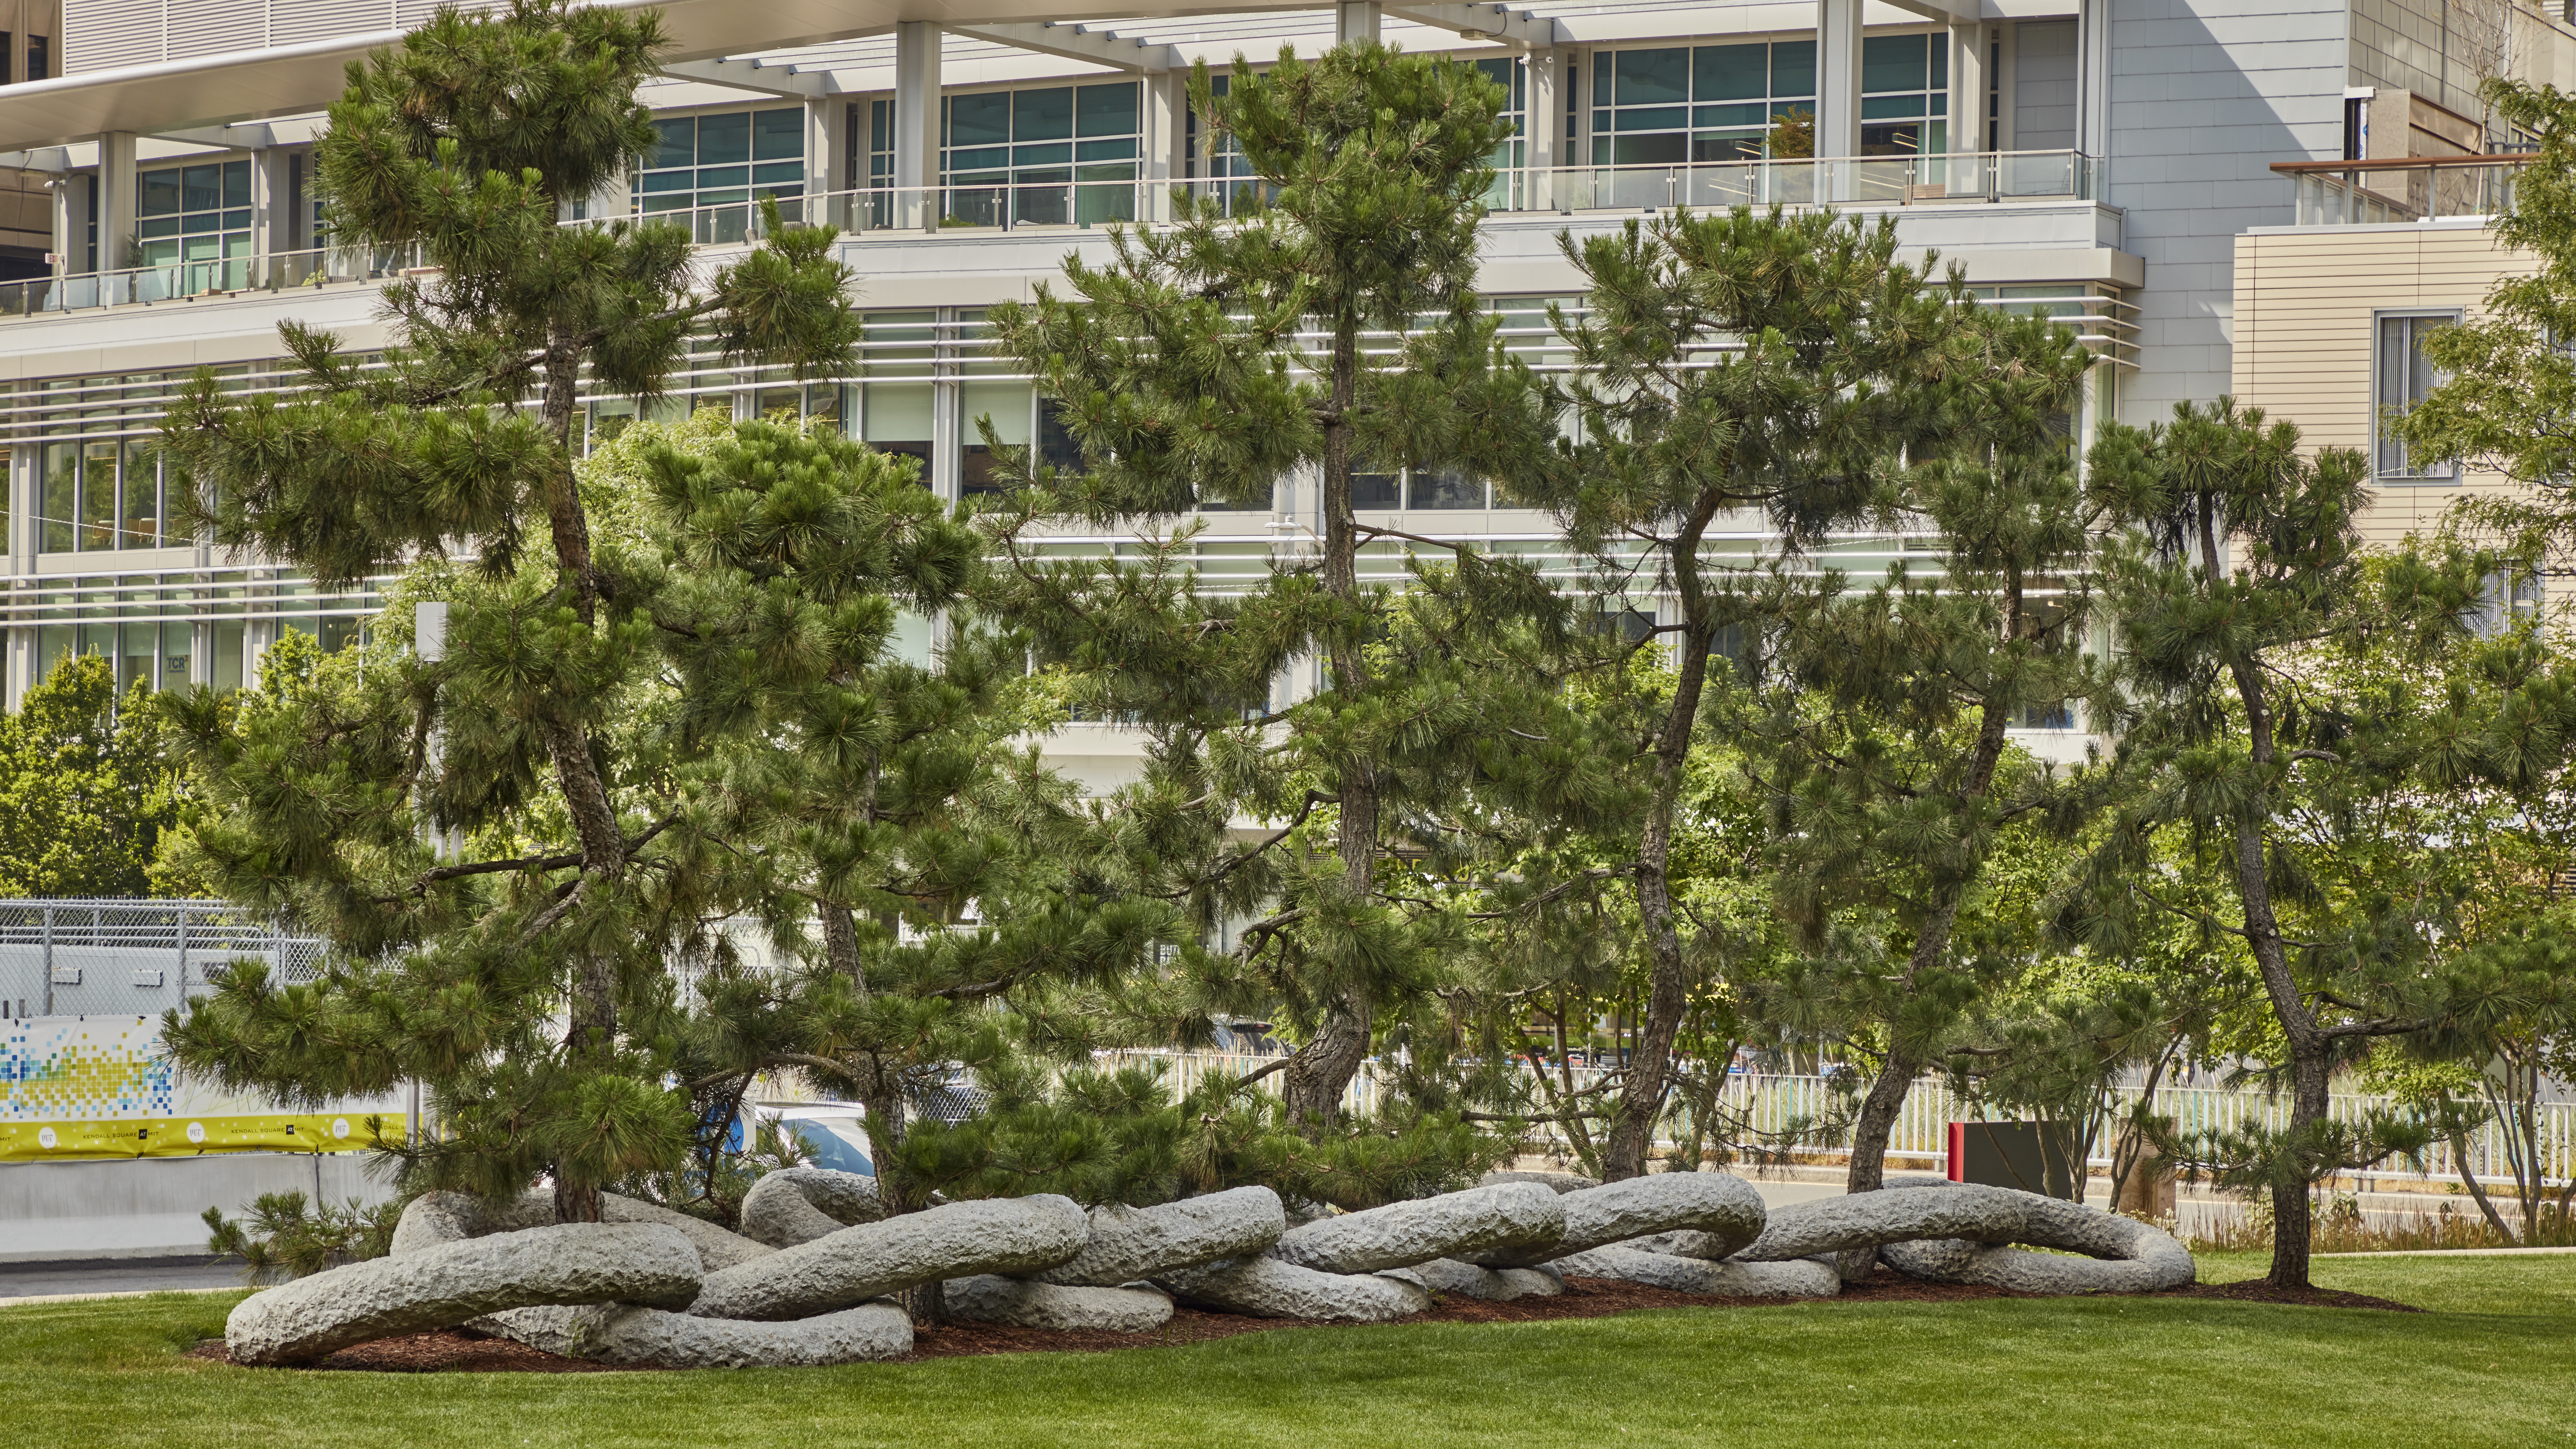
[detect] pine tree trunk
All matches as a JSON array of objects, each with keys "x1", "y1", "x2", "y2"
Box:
[
  {"x1": 1845, "y1": 1046, "x2": 1926, "y2": 1195},
  {"x1": 2223, "y1": 653, "x2": 2331, "y2": 1291},
  {"x1": 1283, "y1": 312, "x2": 1374, "y2": 1129},
  {"x1": 535, "y1": 333, "x2": 623, "y2": 1223},
  {"x1": 821, "y1": 903, "x2": 928, "y2": 1217},
  {"x1": 1840, "y1": 573, "x2": 2020, "y2": 1197},
  {"x1": 1600, "y1": 494, "x2": 1724, "y2": 1180}
]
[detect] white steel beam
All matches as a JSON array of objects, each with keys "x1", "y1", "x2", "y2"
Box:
[
  {"x1": 953, "y1": 22, "x2": 1184, "y2": 72},
  {"x1": 662, "y1": 57, "x2": 840, "y2": 99},
  {"x1": 1880, "y1": 0, "x2": 1982, "y2": 26},
  {"x1": 1380, "y1": 3, "x2": 1562, "y2": 49}
]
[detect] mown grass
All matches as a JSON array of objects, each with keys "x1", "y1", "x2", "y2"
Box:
[{"x1": 10, "y1": 1251, "x2": 2571, "y2": 1449}]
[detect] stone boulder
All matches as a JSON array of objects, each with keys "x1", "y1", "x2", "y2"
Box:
[
  {"x1": 477, "y1": 1300, "x2": 911, "y2": 1368},
  {"x1": 387, "y1": 1186, "x2": 773, "y2": 1272},
  {"x1": 1733, "y1": 1185, "x2": 2030, "y2": 1261},
  {"x1": 1478, "y1": 1170, "x2": 1600, "y2": 1194},
  {"x1": 1550, "y1": 1244, "x2": 1841, "y2": 1299},
  {"x1": 739, "y1": 1168, "x2": 885, "y2": 1249},
  {"x1": 1382, "y1": 1257, "x2": 1565, "y2": 1302},
  {"x1": 1034, "y1": 1187, "x2": 1287, "y2": 1287},
  {"x1": 1155, "y1": 1254, "x2": 1432, "y2": 1322},
  {"x1": 689, "y1": 1194, "x2": 1088, "y2": 1321},
  {"x1": 1473, "y1": 1171, "x2": 1766, "y2": 1268},
  {"x1": 1268, "y1": 1182, "x2": 1565, "y2": 1274},
  {"x1": 945, "y1": 1275, "x2": 1175, "y2": 1332},
  {"x1": 226, "y1": 1222, "x2": 701, "y2": 1366},
  {"x1": 1880, "y1": 1193, "x2": 2196, "y2": 1293}
]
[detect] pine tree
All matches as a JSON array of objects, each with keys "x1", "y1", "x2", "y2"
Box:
[
  {"x1": 1746, "y1": 305, "x2": 2108, "y2": 1193},
  {"x1": 2072, "y1": 399, "x2": 2511, "y2": 1287},
  {"x1": 155, "y1": 0, "x2": 861, "y2": 1222},
  {"x1": 1491, "y1": 208, "x2": 1954, "y2": 1180},
  {"x1": 980, "y1": 41, "x2": 1555, "y2": 1130}
]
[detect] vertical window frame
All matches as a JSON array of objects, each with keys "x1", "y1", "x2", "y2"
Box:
[{"x1": 2373, "y1": 308, "x2": 2461, "y2": 482}]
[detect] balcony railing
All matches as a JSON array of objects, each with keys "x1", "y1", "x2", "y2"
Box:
[
  {"x1": 0, "y1": 243, "x2": 428, "y2": 320},
  {"x1": 2273, "y1": 154, "x2": 2531, "y2": 226},
  {"x1": 0, "y1": 149, "x2": 2102, "y2": 326}
]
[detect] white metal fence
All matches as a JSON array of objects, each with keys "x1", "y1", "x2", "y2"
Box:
[{"x1": 1088, "y1": 1049, "x2": 2575, "y2": 1190}]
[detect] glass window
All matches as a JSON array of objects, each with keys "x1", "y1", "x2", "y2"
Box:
[
  {"x1": 1410, "y1": 466, "x2": 1485, "y2": 510},
  {"x1": 650, "y1": 116, "x2": 695, "y2": 168},
  {"x1": 79, "y1": 441, "x2": 116, "y2": 550},
  {"x1": 1078, "y1": 82, "x2": 1140, "y2": 137},
  {"x1": 1695, "y1": 44, "x2": 1768, "y2": 102},
  {"x1": 1592, "y1": 40, "x2": 1833, "y2": 167},
  {"x1": 961, "y1": 381, "x2": 1033, "y2": 496},
  {"x1": 135, "y1": 162, "x2": 253, "y2": 288},
  {"x1": 697, "y1": 111, "x2": 751, "y2": 164},
  {"x1": 631, "y1": 109, "x2": 805, "y2": 240},
  {"x1": 213, "y1": 622, "x2": 245, "y2": 691},
  {"x1": 946, "y1": 83, "x2": 1143, "y2": 227},
  {"x1": 1014, "y1": 87, "x2": 1074, "y2": 142},
  {"x1": 40, "y1": 441, "x2": 74, "y2": 553},
  {"x1": 1860, "y1": 32, "x2": 1945, "y2": 156},
  {"x1": 752, "y1": 109, "x2": 803, "y2": 161},
  {"x1": 1862, "y1": 34, "x2": 1928, "y2": 94},
  {"x1": 863, "y1": 379, "x2": 937, "y2": 490},
  {"x1": 2377, "y1": 314, "x2": 2456, "y2": 478},
  {"x1": 119, "y1": 439, "x2": 158, "y2": 548},
  {"x1": 1351, "y1": 462, "x2": 1401, "y2": 509},
  {"x1": 1036, "y1": 397, "x2": 1085, "y2": 475}
]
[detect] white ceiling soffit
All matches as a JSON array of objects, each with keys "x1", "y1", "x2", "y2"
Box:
[{"x1": 0, "y1": 0, "x2": 1266, "y2": 149}]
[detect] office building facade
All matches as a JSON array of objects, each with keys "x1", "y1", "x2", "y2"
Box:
[{"x1": 0, "y1": 0, "x2": 2560, "y2": 728}]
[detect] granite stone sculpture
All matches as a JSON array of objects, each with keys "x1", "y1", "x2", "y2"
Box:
[{"x1": 234, "y1": 1168, "x2": 2196, "y2": 1369}]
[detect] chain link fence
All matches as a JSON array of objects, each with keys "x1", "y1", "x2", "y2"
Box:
[{"x1": 0, "y1": 899, "x2": 329, "y2": 1021}]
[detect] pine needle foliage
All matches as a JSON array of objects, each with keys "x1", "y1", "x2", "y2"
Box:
[
  {"x1": 2065, "y1": 398, "x2": 2545, "y2": 1288},
  {"x1": 1485, "y1": 208, "x2": 1957, "y2": 1179},
  {"x1": 1743, "y1": 304, "x2": 2110, "y2": 1193},
  {"x1": 151, "y1": 0, "x2": 864, "y2": 1223},
  {"x1": 978, "y1": 41, "x2": 1562, "y2": 1151}
]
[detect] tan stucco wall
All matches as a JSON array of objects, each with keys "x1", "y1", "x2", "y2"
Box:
[{"x1": 2232, "y1": 221, "x2": 2532, "y2": 551}]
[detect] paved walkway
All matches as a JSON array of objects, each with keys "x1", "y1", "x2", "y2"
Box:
[
  {"x1": 0, "y1": 1255, "x2": 245, "y2": 1306},
  {"x1": 2316, "y1": 1245, "x2": 2576, "y2": 1258}
]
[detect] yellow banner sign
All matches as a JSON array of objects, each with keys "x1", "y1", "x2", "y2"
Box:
[{"x1": 1, "y1": 1015, "x2": 404, "y2": 1162}]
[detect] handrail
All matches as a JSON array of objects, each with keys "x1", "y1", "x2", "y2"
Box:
[
  {"x1": 2270, "y1": 153, "x2": 2531, "y2": 173},
  {"x1": 0, "y1": 149, "x2": 2104, "y2": 326}
]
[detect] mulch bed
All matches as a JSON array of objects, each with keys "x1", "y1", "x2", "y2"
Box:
[
  {"x1": 187, "y1": 1328, "x2": 642, "y2": 1373},
  {"x1": 2152, "y1": 1279, "x2": 2422, "y2": 1312},
  {"x1": 185, "y1": 1265, "x2": 2399, "y2": 1374}
]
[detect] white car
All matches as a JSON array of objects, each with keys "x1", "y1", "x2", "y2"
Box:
[{"x1": 741, "y1": 1100, "x2": 875, "y2": 1177}]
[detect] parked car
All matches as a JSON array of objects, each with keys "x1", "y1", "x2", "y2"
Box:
[{"x1": 739, "y1": 1100, "x2": 875, "y2": 1177}]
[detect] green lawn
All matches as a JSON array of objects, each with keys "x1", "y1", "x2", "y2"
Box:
[{"x1": 12, "y1": 1252, "x2": 2570, "y2": 1448}]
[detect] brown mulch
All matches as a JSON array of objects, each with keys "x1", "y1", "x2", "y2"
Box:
[
  {"x1": 900, "y1": 1269, "x2": 2038, "y2": 1360},
  {"x1": 187, "y1": 1329, "x2": 644, "y2": 1373},
  {"x1": 2152, "y1": 1279, "x2": 2422, "y2": 1312},
  {"x1": 187, "y1": 1265, "x2": 2340, "y2": 1374}
]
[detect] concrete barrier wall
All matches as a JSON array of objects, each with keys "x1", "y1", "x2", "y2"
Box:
[{"x1": 1, "y1": 1152, "x2": 398, "y2": 1261}]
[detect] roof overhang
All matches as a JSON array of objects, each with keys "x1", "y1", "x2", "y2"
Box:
[{"x1": 0, "y1": 0, "x2": 1277, "y2": 150}]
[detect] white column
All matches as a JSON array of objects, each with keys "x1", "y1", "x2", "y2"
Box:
[
  {"x1": 2077, "y1": 0, "x2": 2109, "y2": 161},
  {"x1": 1815, "y1": 0, "x2": 1862, "y2": 165},
  {"x1": 894, "y1": 22, "x2": 941, "y2": 233},
  {"x1": 804, "y1": 96, "x2": 848, "y2": 225},
  {"x1": 1337, "y1": 2, "x2": 1381, "y2": 45},
  {"x1": 250, "y1": 148, "x2": 291, "y2": 272},
  {"x1": 97, "y1": 132, "x2": 136, "y2": 273},
  {"x1": 1525, "y1": 48, "x2": 1559, "y2": 211},
  {"x1": 1948, "y1": 24, "x2": 1985, "y2": 155},
  {"x1": 48, "y1": 173, "x2": 73, "y2": 277},
  {"x1": 1141, "y1": 71, "x2": 1182, "y2": 221}
]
